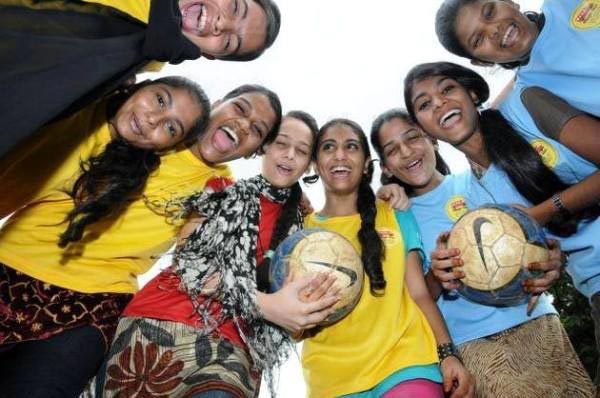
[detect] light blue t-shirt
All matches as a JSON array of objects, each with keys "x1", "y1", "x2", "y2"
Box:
[
  {"x1": 507, "y1": 0, "x2": 600, "y2": 117},
  {"x1": 411, "y1": 172, "x2": 556, "y2": 345},
  {"x1": 468, "y1": 163, "x2": 600, "y2": 299}
]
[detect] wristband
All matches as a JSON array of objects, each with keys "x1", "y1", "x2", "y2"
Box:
[
  {"x1": 437, "y1": 342, "x2": 462, "y2": 363},
  {"x1": 551, "y1": 193, "x2": 570, "y2": 217}
]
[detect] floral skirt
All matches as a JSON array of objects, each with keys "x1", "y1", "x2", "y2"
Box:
[
  {"x1": 459, "y1": 314, "x2": 594, "y2": 398},
  {"x1": 91, "y1": 317, "x2": 261, "y2": 398},
  {"x1": 0, "y1": 263, "x2": 132, "y2": 347}
]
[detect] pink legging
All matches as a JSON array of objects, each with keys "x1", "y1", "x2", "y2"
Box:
[{"x1": 381, "y1": 378, "x2": 444, "y2": 398}]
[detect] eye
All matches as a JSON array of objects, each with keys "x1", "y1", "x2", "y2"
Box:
[
  {"x1": 156, "y1": 93, "x2": 166, "y2": 108},
  {"x1": 347, "y1": 142, "x2": 359, "y2": 151},
  {"x1": 473, "y1": 33, "x2": 484, "y2": 49},
  {"x1": 442, "y1": 84, "x2": 455, "y2": 95},
  {"x1": 233, "y1": 0, "x2": 238, "y2": 15},
  {"x1": 483, "y1": 3, "x2": 495, "y2": 19},
  {"x1": 234, "y1": 102, "x2": 245, "y2": 115},
  {"x1": 252, "y1": 124, "x2": 263, "y2": 138},
  {"x1": 275, "y1": 140, "x2": 287, "y2": 147},
  {"x1": 166, "y1": 122, "x2": 177, "y2": 137},
  {"x1": 416, "y1": 99, "x2": 430, "y2": 112},
  {"x1": 321, "y1": 142, "x2": 334, "y2": 151},
  {"x1": 385, "y1": 147, "x2": 397, "y2": 158}
]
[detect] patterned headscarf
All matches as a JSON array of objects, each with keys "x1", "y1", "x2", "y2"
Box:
[{"x1": 174, "y1": 174, "x2": 302, "y2": 395}]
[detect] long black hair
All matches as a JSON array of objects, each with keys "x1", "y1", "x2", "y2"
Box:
[
  {"x1": 403, "y1": 62, "x2": 578, "y2": 234},
  {"x1": 58, "y1": 76, "x2": 211, "y2": 247},
  {"x1": 307, "y1": 118, "x2": 386, "y2": 295},
  {"x1": 220, "y1": 0, "x2": 281, "y2": 62},
  {"x1": 369, "y1": 108, "x2": 451, "y2": 195},
  {"x1": 435, "y1": 0, "x2": 543, "y2": 69}
]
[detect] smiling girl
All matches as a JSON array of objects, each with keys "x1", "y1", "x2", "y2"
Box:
[
  {"x1": 435, "y1": 0, "x2": 600, "y2": 119},
  {"x1": 301, "y1": 119, "x2": 474, "y2": 398},
  {"x1": 93, "y1": 111, "x2": 339, "y2": 398},
  {"x1": 0, "y1": 83, "x2": 283, "y2": 398},
  {"x1": 399, "y1": 61, "x2": 597, "y2": 397},
  {"x1": 0, "y1": 0, "x2": 280, "y2": 158}
]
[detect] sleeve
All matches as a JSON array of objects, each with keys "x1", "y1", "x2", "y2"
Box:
[
  {"x1": 394, "y1": 209, "x2": 429, "y2": 272},
  {"x1": 521, "y1": 86, "x2": 584, "y2": 141},
  {"x1": 203, "y1": 176, "x2": 235, "y2": 193}
]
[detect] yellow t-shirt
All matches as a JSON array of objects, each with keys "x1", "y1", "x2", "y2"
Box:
[
  {"x1": 302, "y1": 202, "x2": 438, "y2": 398},
  {"x1": 0, "y1": 103, "x2": 231, "y2": 294}
]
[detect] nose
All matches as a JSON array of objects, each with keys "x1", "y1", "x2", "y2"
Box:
[
  {"x1": 212, "y1": 13, "x2": 234, "y2": 36},
  {"x1": 284, "y1": 145, "x2": 295, "y2": 160},
  {"x1": 432, "y1": 93, "x2": 446, "y2": 110},
  {"x1": 334, "y1": 146, "x2": 346, "y2": 160},
  {"x1": 145, "y1": 110, "x2": 159, "y2": 128},
  {"x1": 399, "y1": 142, "x2": 414, "y2": 158}
]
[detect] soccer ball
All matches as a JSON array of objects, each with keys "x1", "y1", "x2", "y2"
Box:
[
  {"x1": 269, "y1": 229, "x2": 364, "y2": 325},
  {"x1": 447, "y1": 204, "x2": 549, "y2": 306}
]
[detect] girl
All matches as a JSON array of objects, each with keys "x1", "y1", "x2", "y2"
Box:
[
  {"x1": 401, "y1": 61, "x2": 597, "y2": 397},
  {"x1": 0, "y1": 0, "x2": 281, "y2": 158},
  {"x1": 93, "y1": 111, "x2": 338, "y2": 398},
  {"x1": 0, "y1": 83, "x2": 282, "y2": 398},
  {"x1": 435, "y1": 0, "x2": 600, "y2": 130},
  {"x1": 301, "y1": 119, "x2": 474, "y2": 398},
  {"x1": 371, "y1": 108, "x2": 590, "y2": 398}
]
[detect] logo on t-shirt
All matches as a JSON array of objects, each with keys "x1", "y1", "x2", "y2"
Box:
[
  {"x1": 571, "y1": 0, "x2": 600, "y2": 29},
  {"x1": 445, "y1": 195, "x2": 468, "y2": 222},
  {"x1": 377, "y1": 228, "x2": 401, "y2": 247},
  {"x1": 531, "y1": 139, "x2": 559, "y2": 169}
]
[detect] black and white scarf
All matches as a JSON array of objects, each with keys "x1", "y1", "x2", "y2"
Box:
[{"x1": 174, "y1": 175, "x2": 302, "y2": 395}]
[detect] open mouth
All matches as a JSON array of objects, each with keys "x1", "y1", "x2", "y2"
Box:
[
  {"x1": 439, "y1": 109, "x2": 461, "y2": 129},
  {"x1": 181, "y1": 2, "x2": 210, "y2": 36},
  {"x1": 405, "y1": 159, "x2": 423, "y2": 172},
  {"x1": 277, "y1": 164, "x2": 293, "y2": 176},
  {"x1": 330, "y1": 165, "x2": 351, "y2": 178},
  {"x1": 212, "y1": 125, "x2": 239, "y2": 152},
  {"x1": 501, "y1": 23, "x2": 518, "y2": 48}
]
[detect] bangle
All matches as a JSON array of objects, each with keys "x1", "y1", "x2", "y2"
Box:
[
  {"x1": 551, "y1": 193, "x2": 570, "y2": 217},
  {"x1": 437, "y1": 342, "x2": 461, "y2": 363}
]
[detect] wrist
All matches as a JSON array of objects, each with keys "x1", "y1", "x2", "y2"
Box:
[{"x1": 437, "y1": 342, "x2": 462, "y2": 364}]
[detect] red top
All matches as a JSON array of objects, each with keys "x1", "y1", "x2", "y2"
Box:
[{"x1": 123, "y1": 188, "x2": 283, "y2": 348}]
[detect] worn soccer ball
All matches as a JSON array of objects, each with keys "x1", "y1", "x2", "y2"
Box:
[
  {"x1": 447, "y1": 204, "x2": 549, "y2": 306},
  {"x1": 269, "y1": 229, "x2": 364, "y2": 325}
]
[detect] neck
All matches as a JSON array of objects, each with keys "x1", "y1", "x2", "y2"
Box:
[
  {"x1": 189, "y1": 139, "x2": 215, "y2": 167},
  {"x1": 412, "y1": 170, "x2": 444, "y2": 197},
  {"x1": 319, "y1": 190, "x2": 359, "y2": 217},
  {"x1": 456, "y1": 130, "x2": 490, "y2": 169}
]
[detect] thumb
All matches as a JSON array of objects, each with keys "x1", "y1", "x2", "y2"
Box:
[
  {"x1": 291, "y1": 274, "x2": 315, "y2": 291},
  {"x1": 443, "y1": 367, "x2": 454, "y2": 393}
]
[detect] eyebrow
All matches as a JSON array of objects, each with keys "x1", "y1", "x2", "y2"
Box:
[
  {"x1": 411, "y1": 77, "x2": 451, "y2": 104},
  {"x1": 163, "y1": 87, "x2": 185, "y2": 134},
  {"x1": 241, "y1": 96, "x2": 270, "y2": 134},
  {"x1": 233, "y1": 0, "x2": 249, "y2": 55}
]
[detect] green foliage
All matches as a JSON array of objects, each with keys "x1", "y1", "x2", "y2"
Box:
[{"x1": 550, "y1": 273, "x2": 597, "y2": 380}]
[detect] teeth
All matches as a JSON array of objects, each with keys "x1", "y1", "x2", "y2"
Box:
[
  {"x1": 331, "y1": 166, "x2": 350, "y2": 173},
  {"x1": 407, "y1": 160, "x2": 420, "y2": 169},
  {"x1": 440, "y1": 109, "x2": 461, "y2": 127},
  {"x1": 198, "y1": 5, "x2": 207, "y2": 32},
  {"x1": 222, "y1": 126, "x2": 239, "y2": 145},
  {"x1": 502, "y1": 24, "x2": 515, "y2": 47}
]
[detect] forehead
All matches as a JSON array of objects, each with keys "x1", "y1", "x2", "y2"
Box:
[
  {"x1": 381, "y1": 117, "x2": 414, "y2": 138},
  {"x1": 238, "y1": 1, "x2": 268, "y2": 56},
  {"x1": 279, "y1": 117, "x2": 313, "y2": 146},
  {"x1": 454, "y1": 1, "x2": 488, "y2": 47},
  {"x1": 411, "y1": 76, "x2": 457, "y2": 99},
  {"x1": 321, "y1": 124, "x2": 361, "y2": 143}
]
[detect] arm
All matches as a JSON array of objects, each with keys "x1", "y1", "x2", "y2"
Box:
[{"x1": 405, "y1": 252, "x2": 475, "y2": 398}]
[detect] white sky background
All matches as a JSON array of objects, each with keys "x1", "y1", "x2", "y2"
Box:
[{"x1": 139, "y1": 1, "x2": 544, "y2": 396}]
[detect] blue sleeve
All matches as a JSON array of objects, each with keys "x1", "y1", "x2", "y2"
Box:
[{"x1": 394, "y1": 209, "x2": 429, "y2": 272}]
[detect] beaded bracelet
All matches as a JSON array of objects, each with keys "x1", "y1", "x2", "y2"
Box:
[{"x1": 437, "y1": 342, "x2": 461, "y2": 363}]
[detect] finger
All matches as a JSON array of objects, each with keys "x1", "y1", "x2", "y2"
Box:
[
  {"x1": 436, "y1": 231, "x2": 451, "y2": 249},
  {"x1": 307, "y1": 273, "x2": 337, "y2": 301},
  {"x1": 527, "y1": 260, "x2": 560, "y2": 272},
  {"x1": 524, "y1": 271, "x2": 560, "y2": 293},
  {"x1": 527, "y1": 294, "x2": 540, "y2": 316},
  {"x1": 431, "y1": 248, "x2": 461, "y2": 262},
  {"x1": 443, "y1": 372, "x2": 454, "y2": 393},
  {"x1": 304, "y1": 302, "x2": 338, "y2": 325},
  {"x1": 304, "y1": 294, "x2": 340, "y2": 315},
  {"x1": 546, "y1": 238, "x2": 560, "y2": 251},
  {"x1": 450, "y1": 373, "x2": 469, "y2": 398}
]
